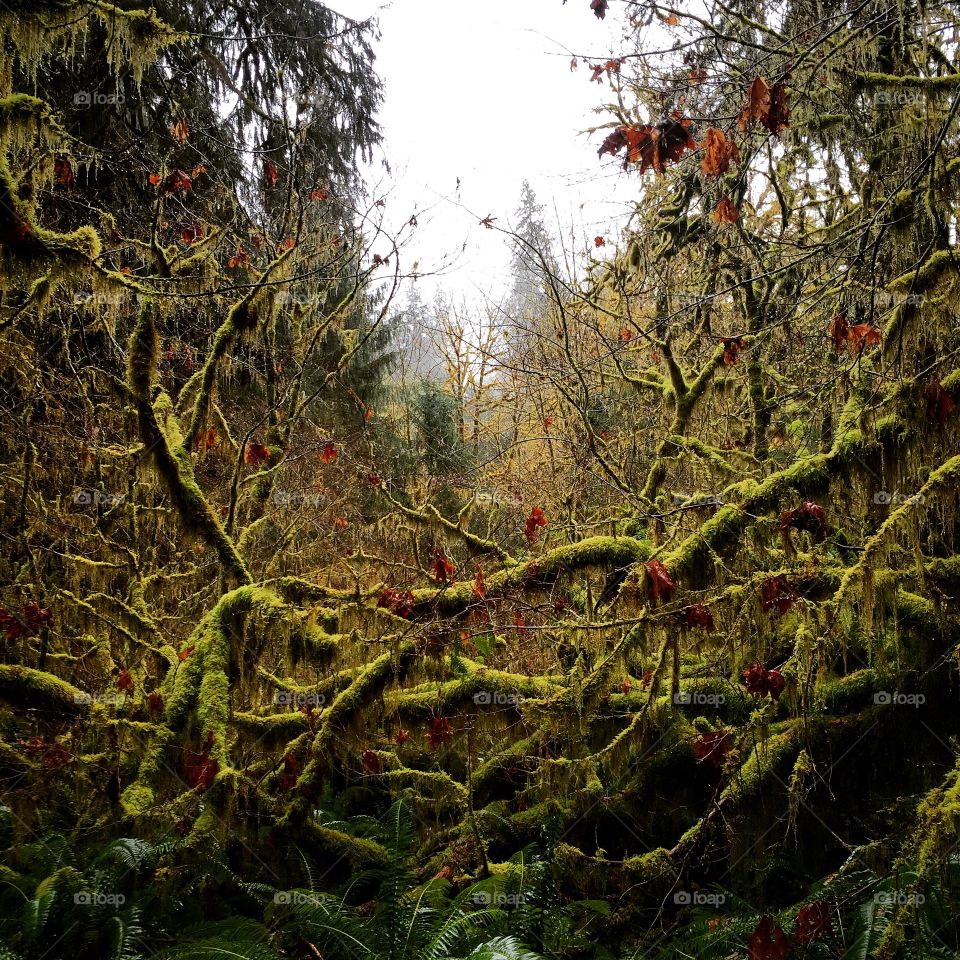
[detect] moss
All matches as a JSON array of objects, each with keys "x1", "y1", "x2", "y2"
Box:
[
  {"x1": 299, "y1": 819, "x2": 389, "y2": 870},
  {"x1": 721, "y1": 723, "x2": 800, "y2": 807},
  {"x1": 818, "y1": 669, "x2": 879, "y2": 713},
  {"x1": 0, "y1": 664, "x2": 90, "y2": 713}
]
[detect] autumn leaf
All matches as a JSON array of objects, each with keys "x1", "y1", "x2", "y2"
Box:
[
  {"x1": 432, "y1": 548, "x2": 456, "y2": 585},
  {"x1": 663, "y1": 11, "x2": 680, "y2": 25},
  {"x1": 524, "y1": 506, "x2": 548, "y2": 544},
  {"x1": 183, "y1": 735, "x2": 218, "y2": 791},
  {"x1": 606, "y1": 115, "x2": 697, "y2": 174},
  {"x1": 620, "y1": 326, "x2": 633, "y2": 341},
  {"x1": 116, "y1": 668, "x2": 134, "y2": 693},
  {"x1": 367, "y1": 472, "x2": 382, "y2": 486},
  {"x1": 713, "y1": 197, "x2": 739, "y2": 224},
  {"x1": 645, "y1": 559, "x2": 676, "y2": 602},
  {"x1": 543, "y1": 416, "x2": 554, "y2": 430},
  {"x1": 361, "y1": 749, "x2": 382, "y2": 774},
  {"x1": 228, "y1": 245, "x2": 249, "y2": 268},
  {"x1": 720, "y1": 335, "x2": 744, "y2": 364},
  {"x1": 180, "y1": 222, "x2": 204, "y2": 245},
  {"x1": 480, "y1": 215, "x2": 497, "y2": 229},
  {"x1": 513, "y1": 611, "x2": 527, "y2": 636},
  {"x1": 743, "y1": 664, "x2": 786, "y2": 701},
  {"x1": 310, "y1": 186, "x2": 329, "y2": 201},
  {"x1": 147, "y1": 691, "x2": 164, "y2": 712},
  {"x1": 169, "y1": 118, "x2": 190, "y2": 144},
  {"x1": 748, "y1": 915, "x2": 794, "y2": 960},
  {"x1": 22, "y1": 602, "x2": 52, "y2": 631},
  {"x1": 427, "y1": 716, "x2": 453, "y2": 749},
  {"x1": 620, "y1": 678, "x2": 632, "y2": 694},
  {"x1": 846, "y1": 322, "x2": 882, "y2": 353},
  {"x1": 597, "y1": 127, "x2": 628, "y2": 159},
  {"x1": 701, "y1": 127, "x2": 740, "y2": 176},
  {"x1": 595, "y1": 236, "x2": 606, "y2": 247},
  {"x1": 280, "y1": 752, "x2": 300, "y2": 791},
  {"x1": 739, "y1": 77, "x2": 790, "y2": 135},
  {"x1": 378, "y1": 587, "x2": 415, "y2": 619},
  {"x1": 334, "y1": 516, "x2": 349, "y2": 529},
  {"x1": 794, "y1": 902, "x2": 832, "y2": 944},
  {"x1": 760, "y1": 574, "x2": 796, "y2": 617},
  {"x1": 590, "y1": 0, "x2": 608, "y2": 18},
  {"x1": 321, "y1": 441, "x2": 337, "y2": 464},
  {"x1": 779, "y1": 501, "x2": 826, "y2": 535},
  {"x1": 395, "y1": 728, "x2": 410, "y2": 746},
  {"x1": 570, "y1": 57, "x2": 579, "y2": 71},
  {"x1": 263, "y1": 159, "x2": 279, "y2": 188},
  {"x1": 244, "y1": 442, "x2": 271, "y2": 467},
  {"x1": 178, "y1": 644, "x2": 195, "y2": 662},
  {"x1": 148, "y1": 173, "x2": 162, "y2": 186},
  {"x1": 828, "y1": 311, "x2": 849, "y2": 352},
  {"x1": 692, "y1": 731, "x2": 730, "y2": 766},
  {"x1": 472, "y1": 566, "x2": 487, "y2": 599},
  {"x1": 680, "y1": 603, "x2": 714, "y2": 631},
  {"x1": 590, "y1": 59, "x2": 621, "y2": 82},
  {"x1": 196, "y1": 427, "x2": 219, "y2": 453},
  {"x1": 54, "y1": 157, "x2": 74, "y2": 186},
  {"x1": 190, "y1": 163, "x2": 207, "y2": 178},
  {"x1": 164, "y1": 169, "x2": 192, "y2": 192},
  {"x1": 924, "y1": 379, "x2": 956, "y2": 426}
]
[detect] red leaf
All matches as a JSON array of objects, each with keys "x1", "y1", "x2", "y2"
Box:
[
  {"x1": 244, "y1": 442, "x2": 271, "y2": 467},
  {"x1": 378, "y1": 588, "x2": 415, "y2": 619},
  {"x1": 432, "y1": 548, "x2": 456, "y2": 585},
  {"x1": 620, "y1": 678, "x2": 632, "y2": 694},
  {"x1": 739, "y1": 78, "x2": 790, "y2": 136},
  {"x1": 147, "y1": 691, "x2": 164, "y2": 712},
  {"x1": 54, "y1": 157, "x2": 75, "y2": 186},
  {"x1": 310, "y1": 186, "x2": 329, "y2": 201},
  {"x1": 367, "y1": 472, "x2": 382, "y2": 487},
  {"x1": 713, "y1": 198, "x2": 739, "y2": 224},
  {"x1": 680, "y1": 603, "x2": 714, "y2": 631},
  {"x1": 701, "y1": 128, "x2": 740, "y2": 176},
  {"x1": 164, "y1": 169, "x2": 192, "y2": 192},
  {"x1": 22, "y1": 602, "x2": 52, "y2": 631},
  {"x1": 748, "y1": 915, "x2": 794, "y2": 960},
  {"x1": 321, "y1": 441, "x2": 338, "y2": 464},
  {"x1": 847, "y1": 322, "x2": 882, "y2": 354},
  {"x1": 620, "y1": 326, "x2": 633, "y2": 342},
  {"x1": 228, "y1": 245, "x2": 249, "y2": 269},
  {"x1": 116, "y1": 669, "x2": 134, "y2": 693},
  {"x1": 178, "y1": 644, "x2": 195, "y2": 662},
  {"x1": 760, "y1": 574, "x2": 796, "y2": 617},
  {"x1": 543, "y1": 416, "x2": 554, "y2": 430},
  {"x1": 395, "y1": 728, "x2": 410, "y2": 746},
  {"x1": 361, "y1": 749, "x2": 382, "y2": 774},
  {"x1": 794, "y1": 901, "x2": 832, "y2": 944},
  {"x1": 196, "y1": 428, "x2": 219, "y2": 453},
  {"x1": 590, "y1": 0, "x2": 608, "y2": 18},
  {"x1": 263, "y1": 159, "x2": 279, "y2": 188},
  {"x1": 597, "y1": 128, "x2": 628, "y2": 160},
  {"x1": 641, "y1": 668, "x2": 654, "y2": 689},
  {"x1": 473, "y1": 566, "x2": 487, "y2": 600},
  {"x1": 828, "y1": 311, "x2": 849, "y2": 352},
  {"x1": 427, "y1": 716, "x2": 453, "y2": 749},
  {"x1": 644, "y1": 559, "x2": 676, "y2": 602},
  {"x1": 924, "y1": 379, "x2": 956, "y2": 426},
  {"x1": 594, "y1": 235, "x2": 606, "y2": 247},
  {"x1": 524, "y1": 506, "x2": 548, "y2": 545},
  {"x1": 720, "y1": 335, "x2": 744, "y2": 364},
  {"x1": 779, "y1": 501, "x2": 826, "y2": 535},
  {"x1": 183, "y1": 737, "x2": 219, "y2": 791},
  {"x1": 280, "y1": 752, "x2": 299, "y2": 791},
  {"x1": 514, "y1": 612, "x2": 527, "y2": 637},
  {"x1": 692, "y1": 731, "x2": 730, "y2": 767},
  {"x1": 743, "y1": 664, "x2": 787, "y2": 701}
]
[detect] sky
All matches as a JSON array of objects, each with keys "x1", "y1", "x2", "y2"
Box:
[{"x1": 329, "y1": 0, "x2": 636, "y2": 306}]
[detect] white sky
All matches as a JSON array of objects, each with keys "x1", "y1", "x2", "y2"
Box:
[{"x1": 330, "y1": 0, "x2": 636, "y2": 306}]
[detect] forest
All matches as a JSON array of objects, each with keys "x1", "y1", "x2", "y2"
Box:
[{"x1": 0, "y1": 0, "x2": 959, "y2": 958}]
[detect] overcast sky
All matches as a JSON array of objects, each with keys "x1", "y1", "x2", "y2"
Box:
[{"x1": 330, "y1": 0, "x2": 635, "y2": 306}]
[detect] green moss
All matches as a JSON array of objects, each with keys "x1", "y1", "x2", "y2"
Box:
[{"x1": 0, "y1": 664, "x2": 90, "y2": 713}]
